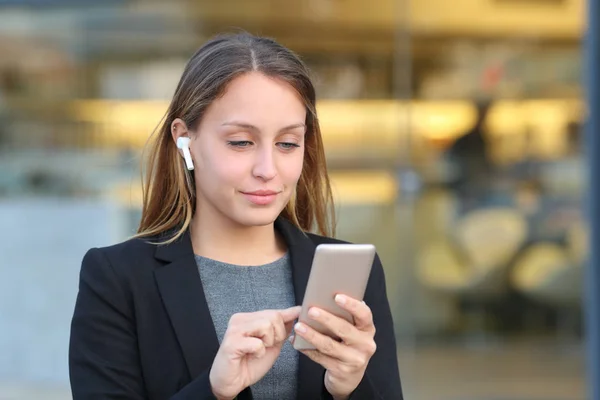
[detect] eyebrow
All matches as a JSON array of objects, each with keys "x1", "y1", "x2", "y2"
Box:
[{"x1": 221, "y1": 121, "x2": 306, "y2": 133}]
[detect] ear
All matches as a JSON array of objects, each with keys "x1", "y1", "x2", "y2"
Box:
[{"x1": 171, "y1": 118, "x2": 190, "y2": 145}]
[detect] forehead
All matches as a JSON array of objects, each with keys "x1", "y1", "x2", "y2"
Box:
[{"x1": 202, "y1": 72, "x2": 307, "y2": 127}]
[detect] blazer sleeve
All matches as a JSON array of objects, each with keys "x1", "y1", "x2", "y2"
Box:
[
  {"x1": 69, "y1": 248, "x2": 218, "y2": 400},
  {"x1": 347, "y1": 253, "x2": 404, "y2": 399}
]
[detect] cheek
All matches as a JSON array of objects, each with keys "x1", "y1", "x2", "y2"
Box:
[
  {"x1": 280, "y1": 152, "x2": 305, "y2": 184},
  {"x1": 210, "y1": 161, "x2": 246, "y2": 187},
  {"x1": 193, "y1": 145, "x2": 244, "y2": 187}
]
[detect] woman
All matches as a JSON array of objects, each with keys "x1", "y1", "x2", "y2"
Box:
[{"x1": 69, "y1": 32, "x2": 403, "y2": 400}]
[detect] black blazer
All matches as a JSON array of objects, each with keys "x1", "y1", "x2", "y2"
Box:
[{"x1": 69, "y1": 217, "x2": 403, "y2": 399}]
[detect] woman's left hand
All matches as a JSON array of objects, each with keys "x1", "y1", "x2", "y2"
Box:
[{"x1": 293, "y1": 294, "x2": 377, "y2": 400}]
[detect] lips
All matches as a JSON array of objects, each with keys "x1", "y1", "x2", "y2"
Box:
[
  {"x1": 243, "y1": 190, "x2": 279, "y2": 196},
  {"x1": 241, "y1": 190, "x2": 281, "y2": 205}
]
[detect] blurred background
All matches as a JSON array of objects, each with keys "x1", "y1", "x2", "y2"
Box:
[{"x1": 0, "y1": 0, "x2": 590, "y2": 399}]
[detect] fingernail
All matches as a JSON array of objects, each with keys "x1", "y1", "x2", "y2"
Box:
[
  {"x1": 308, "y1": 307, "x2": 320, "y2": 318},
  {"x1": 288, "y1": 335, "x2": 294, "y2": 343},
  {"x1": 295, "y1": 322, "x2": 306, "y2": 333},
  {"x1": 335, "y1": 294, "x2": 347, "y2": 305}
]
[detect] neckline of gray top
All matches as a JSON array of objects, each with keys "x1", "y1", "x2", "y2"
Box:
[{"x1": 193, "y1": 252, "x2": 290, "y2": 269}]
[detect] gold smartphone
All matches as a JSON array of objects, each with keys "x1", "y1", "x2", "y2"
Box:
[{"x1": 292, "y1": 243, "x2": 376, "y2": 351}]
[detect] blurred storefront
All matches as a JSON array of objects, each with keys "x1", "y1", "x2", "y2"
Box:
[{"x1": 0, "y1": 0, "x2": 589, "y2": 399}]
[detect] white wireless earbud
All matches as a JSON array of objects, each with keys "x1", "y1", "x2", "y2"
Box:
[{"x1": 176, "y1": 137, "x2": 194, "y2": 170}]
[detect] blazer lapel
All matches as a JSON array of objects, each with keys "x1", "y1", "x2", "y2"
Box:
[
  {"x1": 153, "y1": 229, "x2": 220, "y2": 379},
  {"x1": 275, "y1": 218, "x2": 327, "y2": 399}
]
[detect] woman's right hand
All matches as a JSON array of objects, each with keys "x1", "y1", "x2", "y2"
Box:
[{"x1": 209, "y1": 305, "x2": 301, "y2": 400}]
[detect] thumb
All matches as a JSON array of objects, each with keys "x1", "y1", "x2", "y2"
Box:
[{"x1": 279, "y1": 305, "x2": 302, "y2": 323}]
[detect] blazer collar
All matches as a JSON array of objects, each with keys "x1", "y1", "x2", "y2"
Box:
[{"x1": 153, "y1": 217, "x2": 325, "y2": 400}]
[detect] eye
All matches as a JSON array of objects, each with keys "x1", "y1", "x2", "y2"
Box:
[
  {"x1": 277, "y1": 142, "x2": 300, "y2": 150},
  {"x1": 227, "y1": 140, "x2": 254, "y2": 148}
]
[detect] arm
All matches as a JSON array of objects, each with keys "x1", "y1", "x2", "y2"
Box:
[
  {"x1": 347, "y1": 254, "x2": 403, "y2": 399},
  {"x1": 69, "y1": 248, "x2": 218, "y2": 400}
]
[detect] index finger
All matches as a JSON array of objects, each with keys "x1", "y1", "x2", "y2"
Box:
[
  {"x1": 279, "y1": 305, "x2": 302, "y2": 323},
  {"x1": 335, "y1": 294, "x2": 374, "y2": 332}
]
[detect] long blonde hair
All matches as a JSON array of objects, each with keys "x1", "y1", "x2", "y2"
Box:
[{"x1": 135, "y1": 32, "x2": 335, "y2": 244}]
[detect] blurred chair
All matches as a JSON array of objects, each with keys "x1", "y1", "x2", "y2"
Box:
[
  {"x1": 510, "y1": 222, "x2": 586, "y2": 338},
  {"x1": 417, "y1": 207, "x2": 528, "y2": 339},
  {"x1": 418, "y1": 207, "x2": 528, "y2": 294},
  {"x1": 511, "y1": 242, "x2": 579, "y2": 305},
  {"x1": 454, "y1": 207, "x2": 528, "y2": 274}
]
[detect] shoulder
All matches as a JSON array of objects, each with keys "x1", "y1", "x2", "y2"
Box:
[
  {"x1": 79, "y1": 235, "x2": 162, "y2": 284},
  {"x1": 94, "y1": 235, "x2": 159, "y2": 263}
]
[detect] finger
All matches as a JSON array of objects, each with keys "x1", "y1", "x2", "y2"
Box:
[
  {"x1": 271, "y1": 312, "x2": 288, "y2": 344},
  {"x1": 244, "y1": 318, "x2": 276, "y2": 347},
  {"x1": 294, "y1": 334, "x2": 367, "y2": 374},
  {"x1": 233, "y1": 337, "x2": 266, "y2": 358},
  {"x1": 307, "y1": 307, "x2": 360, "y2": 345},
  {"x1": 279, "y1": 306, "x2": 302, "y2": 323},
  {"x1": 335, "y1": 294, "x2": 375, "y2": 333},
  {"x1": 300, "y1": 349, "x2": 338, "y2": 370},
  {"x1": 303, "y1": 345, "x2": 370, "y2": 375},
  {"x1": 257, "y1": 310, "x2": 292, "y2": 344},
  {"x1": 284, "y1": 319, "x2": 296, "y2": 336},
  {"x1": 294, "y1": 322, "x2": 345, "y2": 360}
]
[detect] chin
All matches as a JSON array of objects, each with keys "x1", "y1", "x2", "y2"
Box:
[{"x1": 230, "y1": 207, "x2": 282, "y2": 228}]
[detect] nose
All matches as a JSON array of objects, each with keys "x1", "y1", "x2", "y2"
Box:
[{"x1": 252, "y1": 145, "x2": 277, "y2": 181}]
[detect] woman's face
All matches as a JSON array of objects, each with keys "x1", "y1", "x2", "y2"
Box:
[{"x1": 186, "y1": 72, "x2": 307, "y2": 228}]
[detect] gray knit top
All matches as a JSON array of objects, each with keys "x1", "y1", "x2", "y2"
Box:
[{"x1": 195, "y1": 253, "x2": 299, "y2": 400}]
